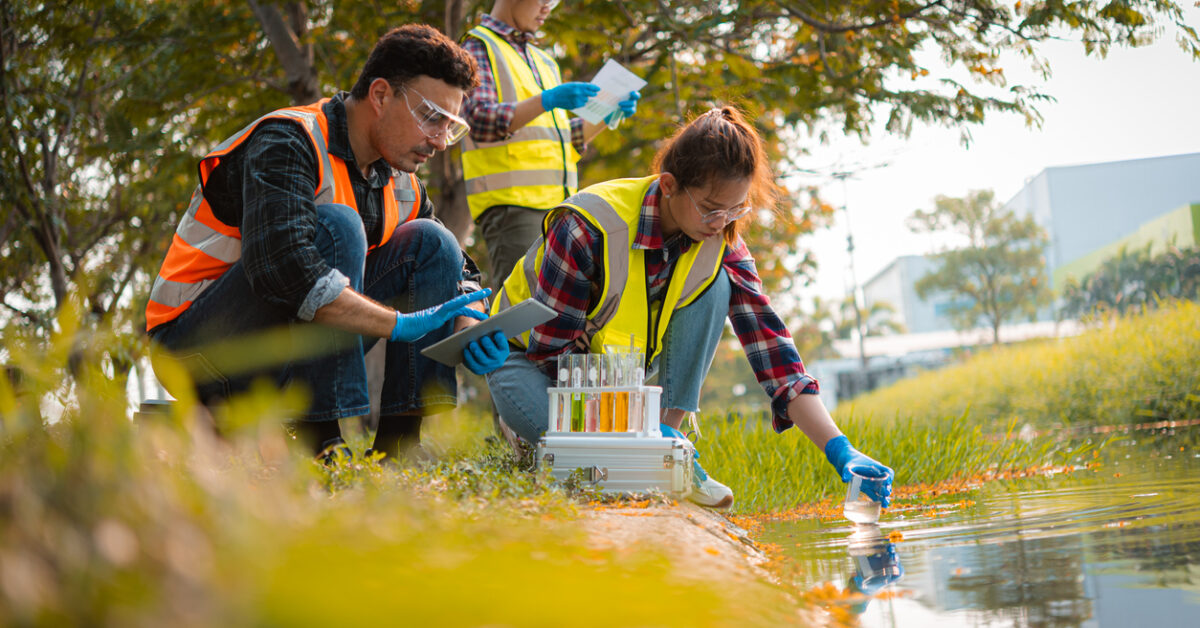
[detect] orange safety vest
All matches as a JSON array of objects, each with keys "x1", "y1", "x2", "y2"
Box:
[{"x1": 146, "y1": 99, "x2": 420, "y2": 331}]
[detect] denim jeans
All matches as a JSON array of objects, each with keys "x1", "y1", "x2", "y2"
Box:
[
  {"x1": 149, "y1": 204, "x2": 464, "y2": 423},
  {"x1": 486, "y1": 269, "x2": 732, "y2": 443}
]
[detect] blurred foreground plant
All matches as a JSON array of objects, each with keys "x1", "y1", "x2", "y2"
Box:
[{"x1": 0, "y1": 309, "x2": 798, "y2": 626}]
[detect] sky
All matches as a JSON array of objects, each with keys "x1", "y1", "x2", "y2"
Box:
[{"x1": 792, "y1": 7, "x2": 1200, "y2": 306}]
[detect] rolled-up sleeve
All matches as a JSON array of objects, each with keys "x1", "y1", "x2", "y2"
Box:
[{"x1": 722, "y1": 238, "x2": 820, "y2": 433}]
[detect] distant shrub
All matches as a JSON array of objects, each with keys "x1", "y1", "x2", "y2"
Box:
[{"x1": 1062, "y1": 243, "x2": 1200, "y2": 318}]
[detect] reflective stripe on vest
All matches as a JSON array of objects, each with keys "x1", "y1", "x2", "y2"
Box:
[
  {"x1": 146, "y1": 99, "x2": 420, "y2": 331},
  {"x1": 459, "y1": 25, "x2": 579, "y2": 220},
  {"x1": 492, "y1": 176, "x2": 726, "y2": 362}
]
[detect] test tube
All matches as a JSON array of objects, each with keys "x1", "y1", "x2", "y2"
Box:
[
  {"x1": 643, "y1": 384, "x2": 660, "y2": 437},
  {"x1": 613, "y1": 354, "x2": 630, "y2": 432},
  {"x1": 570, "y1": 354, "x2": 585, "y2": 432},
  {"x1": 555, "y1": 358, "x2": 570, "y2": 432},
  {"x1": 585, "y1": 354, "x2": 600, "y2": 432},
  {"x1": 599, "y1": 354, "x2": 615, "y2": 432}
]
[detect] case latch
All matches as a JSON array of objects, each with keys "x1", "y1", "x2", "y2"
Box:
[
  {"x1": 663, "y1": 455, "x2": 675, "y2": 469},
  {"x1": 587, "y1": 466, "x2": 608, "y2": 483},
  {"x1": 542, "y1": 453, "x2": 554, "y2": 467}
]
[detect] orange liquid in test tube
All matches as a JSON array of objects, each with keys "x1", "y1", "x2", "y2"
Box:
[
  {"x1": 614, "y1": 393, "x2": 629, "y2": 431},
  {"x1": 599, "y1": 392, "x2": 614, "y2": 432}
]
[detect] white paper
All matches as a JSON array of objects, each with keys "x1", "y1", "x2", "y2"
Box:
[{"x1": 570, "y1": 59, "x2": 648, "y2": 124}]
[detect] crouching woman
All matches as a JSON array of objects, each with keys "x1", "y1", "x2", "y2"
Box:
[{"x1": 486, "y1": 106, "x2": 893, "y2": 509}]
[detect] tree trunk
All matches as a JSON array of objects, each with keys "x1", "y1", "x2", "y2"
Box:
[
  {"x1": 247, "y1": 0, "x2": 321, "y2": 105},
  {"x1": 430, "y1": 0, "x2": 473, "y2": 247}
]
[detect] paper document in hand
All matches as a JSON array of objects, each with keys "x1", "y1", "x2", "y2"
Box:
[{"x1": 570, "y1": 59, "x2": 648, "y2": 124}]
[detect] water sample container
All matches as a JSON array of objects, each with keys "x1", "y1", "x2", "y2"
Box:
[{"x1": 843, "y1": 469, "x2": 884, "y2": 524}]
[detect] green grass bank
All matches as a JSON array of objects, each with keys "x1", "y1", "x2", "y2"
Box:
[{"x1": 702, "y1": 300, "x2": 1200, "y2": 512}]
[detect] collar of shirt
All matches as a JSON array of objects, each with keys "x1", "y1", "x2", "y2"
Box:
[
  {"x1": 480, "y1": 13, "x2": 536, "y2": 45},
  {"x1": 636, "y1": 179, "x2": 693, "y2": 257},
  {"x1": 322, "y1": 92, "x2": 392, "y2": 188}
]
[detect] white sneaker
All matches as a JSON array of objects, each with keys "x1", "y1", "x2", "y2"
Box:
[{"x1": 689, "y1": 475, "x2": 734, "y2": 509}]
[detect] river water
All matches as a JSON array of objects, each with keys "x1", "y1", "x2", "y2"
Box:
[{"x1": 760, "y1": 434, "x2": 1200, "y2": 626}]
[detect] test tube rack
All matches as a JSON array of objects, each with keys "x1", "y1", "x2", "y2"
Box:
[
  {"x1": 546, "y1": 384, "x2": 662, "y2": 437},
  {"x1": 545, "y1": 352, "x2": 660, "y2": 437}
]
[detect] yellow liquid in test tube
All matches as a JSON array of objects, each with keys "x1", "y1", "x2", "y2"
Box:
[
  {"x1": 599, "y1": 393, "x2": 614, "y2": 432},
  {"x1": 614, "y1": 393, "x2": 629, "y2": 431}
]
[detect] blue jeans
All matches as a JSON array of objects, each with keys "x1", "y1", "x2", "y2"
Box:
[
  {"x1": 149, "y1": 204, "x2": 464, "y2": 422},
  {"x1": 486, "y1": 269, "x2": 732, "y2": 443}
]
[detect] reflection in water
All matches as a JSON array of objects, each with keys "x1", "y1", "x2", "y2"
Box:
[
  {"x1": 846, "y1": 525, "x2": 904, "y2": 616},
  {"x1": 761, "y1": 449, "x2": 1200, "y2": 626}
]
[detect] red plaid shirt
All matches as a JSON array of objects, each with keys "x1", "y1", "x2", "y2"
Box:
[
  {"x1": 527, "y1": 178, "x2": 820, "y2": 433},
  {"x1": 461, "y1": 15, "x2": 586, "y2": 151}
]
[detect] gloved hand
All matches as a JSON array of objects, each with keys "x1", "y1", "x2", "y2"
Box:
[
  {"x1": 603, "y1": 90, "x2": 641, "y2": 127},
  {"x1": 616, "y1": 90, "x2": 640, "y2": 117},
  {"x1": 541, "y1": 82, "x2": 600, "y2": 111},
  {"x1": 824, "y1": 435, "x2": 894, "y2": 507},
  {"x1": 463, "y1": 330, "x2": 509, "y2": 375},
  {"x1": 390, "y1": 289, "x2": 490, "y2": 344}
]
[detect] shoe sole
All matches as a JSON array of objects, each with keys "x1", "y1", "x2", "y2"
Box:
[{"x1": 690, "y1": 494, "x2": 734, "y2": 509}]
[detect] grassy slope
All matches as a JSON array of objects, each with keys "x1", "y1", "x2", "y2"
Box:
[{"x1": 702, "y1": 300, "x2": 1200, "y2": 512}]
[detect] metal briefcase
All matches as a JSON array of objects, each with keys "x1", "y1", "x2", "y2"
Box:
[{"x1": 536, "y1": 434, "x2": 695, "y2": 496}]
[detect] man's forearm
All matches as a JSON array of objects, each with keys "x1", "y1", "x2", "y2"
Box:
[
  {"x1": 311, "y1": 287, "x2": 396, "y2": 338},
  {"x1": 509, "y1": 94, "x2": 548, "y2": 132}
]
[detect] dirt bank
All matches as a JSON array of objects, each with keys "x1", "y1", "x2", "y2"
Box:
[{"x1": 580, "y1": 501, "x2": 772, "y2": 584}]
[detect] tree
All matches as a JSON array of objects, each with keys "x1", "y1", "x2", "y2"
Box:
[
  {"x1": 834, "y1": 296, "x2": 905, "y2": 339},
  {"x1": 542, "y1": 0, "x2": 1197, "y2": 296},
  {"x1": 1061, "y1": 242, "x2": 1200, "y2": 318},
  {"x1": 907, "y1": 190, "x2": 1051, "y2": 344},
  {"x1": 3, "y1": 0, "x2": 1194, "y2": 371},
  {"x1": 0, "y1": 0, "x2": 279, "y2": 362}
]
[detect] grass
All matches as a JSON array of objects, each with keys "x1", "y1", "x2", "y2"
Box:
[
  {"x1": 0, "y1": 313, "x2": 798, "y2": 627},
  {"x1": 3, "y1": 300, "x2": 1196, "y2": 623},
  {"x1": 699, "y1": 300, "x2": 1200, "y2": 512},
  {"x1": 834, "y1": 300, "x2": 1200, "y2": 429}
]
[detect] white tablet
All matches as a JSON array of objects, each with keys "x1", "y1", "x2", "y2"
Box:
[{"x1": 420, "y1": 299, "x2": 558, "y2": 367}]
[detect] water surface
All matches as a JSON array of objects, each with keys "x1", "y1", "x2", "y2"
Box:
[{"x1": 761, "y1": 438, "x2": 1200, "y2": 626}]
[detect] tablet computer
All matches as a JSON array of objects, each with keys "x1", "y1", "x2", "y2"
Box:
[{"x1": 420, "y1": 298, "x2": 558, "y2": 367}]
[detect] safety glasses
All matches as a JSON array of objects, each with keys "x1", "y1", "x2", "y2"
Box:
[
  {"x1": 400, "y1": 87, "x2": 470, "y2": 146},
  {"x1": 683, "y1": 188, "x2": 752, "y2": 226}
]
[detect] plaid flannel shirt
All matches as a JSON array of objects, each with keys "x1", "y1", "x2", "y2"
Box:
[
  {"x1": 527, "y1": 179, "x2": 820, "y2": 432},
  {"x1": 461, "y1": 14, "x2": 586, "y2": 151},
  {"x1": 200, "y1": 92, "x2": 482, "y2": 319}
]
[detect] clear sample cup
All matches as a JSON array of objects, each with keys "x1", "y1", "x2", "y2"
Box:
[{"x1": 843, "y1": 468, "x2": 885, "y2": 524}]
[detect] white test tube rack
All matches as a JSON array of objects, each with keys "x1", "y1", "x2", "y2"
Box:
[{"x1": 546, "y1": 384, "x2": 662, "y2": 437}]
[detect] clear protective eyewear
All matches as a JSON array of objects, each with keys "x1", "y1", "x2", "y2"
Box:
[
  {"x1": 400, "y1": 87, "x2": 470, "y2": 146},
  {"x1": 540, "y1": 0, "x2": 561, "y2": 9},
  {"x1": 683, "y1": 188, "x2": 752, "y2": 226}
]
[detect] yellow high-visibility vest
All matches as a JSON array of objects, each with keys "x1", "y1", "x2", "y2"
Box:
[
  {"x1": 493, "y1": 175, "x2": 726, "y2": 363},
  {"x1": 459, "y1": 25, "x2": 579, "y2": 220}
]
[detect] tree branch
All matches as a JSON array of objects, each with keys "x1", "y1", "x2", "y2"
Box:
[{"x1": 247, "y1": 0, "x2": 319, "y2": 104}]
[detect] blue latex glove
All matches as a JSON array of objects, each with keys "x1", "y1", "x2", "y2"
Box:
[
  {"x1": 824, "y1": 435, "x2": 894, "y2": 507},
  {"x1": 390, "y1": 289, "x2": 490, "y2": 344},
  {"x1": 541, "y1": 82, "x2": 600, "y2": 111},
  {"x1": 603, "y1": 90, "x2": 641, "y2": 127},
  {"x1": 616, "y1": 90, "x2": 640, "y2": 117},
  {"x1": 462, "y1": 330, "x2": 509, "y2": 375}
]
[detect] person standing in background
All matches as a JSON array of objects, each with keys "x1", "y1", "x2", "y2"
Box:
[{"x1": 459, "y1": 0, "x2": 640, "y2": 289}]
